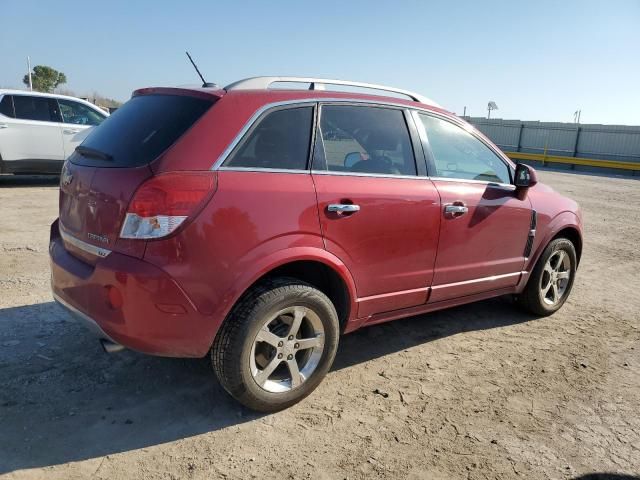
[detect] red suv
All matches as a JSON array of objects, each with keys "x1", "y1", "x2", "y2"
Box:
[{"x1": 50, "y1": 77, "x2": 583, "y2": 411}]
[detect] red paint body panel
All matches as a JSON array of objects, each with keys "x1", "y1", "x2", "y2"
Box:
[
  {"x1": 429, "y1": 180, "x2": 531, "y2": 302},
  {"x1": 49, "y1": 85, "x2": 583, "y2": 358},
  {"x1": 50, "y1": 220, "x2": 212, "y2": 357},
  {"x1": 364, "y1": 286, "x2": 519, "y2": 328},
  {"x1": 59, "y1": 161, "x2": 152, "y2": 260},
  {"x1": 142, "y1": 170, "x2": 327, "y2": 321},
  {"x1": 356, "y1": 287, "x2": 430, "y2": 319},
  {"x1": 312, "y1": 174, "x2": 441, "y2": 316},
  {"x1": 524, "y1": 183, "x2": 582, "y2": 272}
]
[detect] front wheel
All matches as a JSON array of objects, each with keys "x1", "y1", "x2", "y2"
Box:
[
  {"x1": 211, "y1": 278, "x2": 340, "y2": 412},
  {"x1": 517, "y1": 238, "x2": 577, "y2": 316}
]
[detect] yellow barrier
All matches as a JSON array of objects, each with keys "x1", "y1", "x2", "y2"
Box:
[{"x1": 504, "y1": 151, "x2": 640, "y2": 171}]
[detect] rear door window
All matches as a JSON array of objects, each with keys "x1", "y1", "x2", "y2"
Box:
[
  {"x1": 12, "y1": 95, "x2": 60, "y2": 122},
  {"x1": 58, "y1": 99, "x2": 106, "y2": 126},
  {"x1": 314, "y1": 105, "x2": 417, "y2": 176},
  {"x1": 71, "y1": 94, "x2": 213, "y2": 168},
  {"x1": 224, "y1": 106, "x2": 313, "y2": 170},
  {"x1": 0, "y1": 95, "x2": 15, "y2": 117}
]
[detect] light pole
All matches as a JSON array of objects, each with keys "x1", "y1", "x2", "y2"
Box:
[
  {"x1": 27, "y1": 56, "x2": 33, "y2": 91},
  {"x1": 573, "y1": 109, "x2": 582, "y2": 123}
]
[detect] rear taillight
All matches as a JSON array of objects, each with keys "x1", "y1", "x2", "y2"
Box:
[{"x1": 120, "y1": 172, "x2": 216, "y2": 239}]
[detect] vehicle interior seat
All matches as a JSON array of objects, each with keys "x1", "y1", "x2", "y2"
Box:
[{"x1": 351, "y1": 130, "x2": 403, "y2": 175}]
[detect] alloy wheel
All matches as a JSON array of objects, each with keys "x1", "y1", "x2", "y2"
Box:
[
  {"x1": 540, "y1": 249, "x2": 571, "y2": 306},
  {"x1": 250, "y1": 306, "x2": 325, "y2": 393}
]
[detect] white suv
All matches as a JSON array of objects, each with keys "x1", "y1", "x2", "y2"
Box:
[{"x1": 0, "y1": 90, "x2": 108, "y2": 174}]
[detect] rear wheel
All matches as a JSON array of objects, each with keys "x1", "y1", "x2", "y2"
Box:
[
  {"x1": 517, "y1": 238, "x2": 577, "y2": 316},
  {"x1": 211, "y1": 277, "x2": 340, "y2": 412}
]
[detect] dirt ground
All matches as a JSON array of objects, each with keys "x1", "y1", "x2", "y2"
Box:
[{"x1": 0, "y1": 171, "x2": 638, "y2": 480}]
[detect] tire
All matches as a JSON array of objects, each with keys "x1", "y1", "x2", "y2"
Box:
[
  {"x1": 211, "y1": 277, "x2": 340, "y2": 412},
  {"x1": 517, "y1": 237, "x2": 577, "y2": 316}
]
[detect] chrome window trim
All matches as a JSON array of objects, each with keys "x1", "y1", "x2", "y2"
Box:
[
  {"x1": 217, "y1": 166, "x2": 432, "y2": 181},
  {"x1": 311, "y1": 169, "x2": 428, "y2": 180},
  {"x1": 218, "y1": 166, "x2": 309, "y2": 174},
  {"x1": 211, "y1": 98, "x2": 450, "y2": 171},
  {"x1": 429, "y1": 176, "x2": 516, "y2": 190},
  {"x1": 218, "y1": 167, "x2": 516, "y2": 189},
  {"x1": 212, "y1": 100, "x2": 317, "y2": 170},
  {"x1": 211, "y1": 97, "x2": 517, "y2": 189},
  {"x1": 60, "y1": 226, "x2": 111, "y2": 258}
]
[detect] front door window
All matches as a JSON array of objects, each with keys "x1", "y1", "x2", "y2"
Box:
[{"x1": 419, "y1": 114, "x2": 510, "y2": 184}]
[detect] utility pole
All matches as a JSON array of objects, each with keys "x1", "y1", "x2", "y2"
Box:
[
  {"x1": 27, "y1": 56, "x2": 33, "y2": 91},
  {"x1": 463, "y1": 106, "x2": 467, "y2": 117}
]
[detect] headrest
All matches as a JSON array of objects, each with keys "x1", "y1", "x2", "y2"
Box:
[{"x1": 366, "y1": 130, "x2": 398, "y2": 151}]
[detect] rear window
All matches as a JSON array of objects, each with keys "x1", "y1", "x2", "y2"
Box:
[{"x1": 70, "y1": 94, "x2": 213, "y2": 168}]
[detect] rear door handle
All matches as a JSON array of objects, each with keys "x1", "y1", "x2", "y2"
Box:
[
  {"x1": 0, "y1": 123, "x2": 8, "y2": 129},
  {"x1": 327, "y1": 204, "x2": 360, "y2": 214},
  {"x1": 444, "y1": 203, "x2": 468, "y2": 217}
]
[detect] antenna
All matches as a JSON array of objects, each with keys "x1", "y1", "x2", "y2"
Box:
[{"x1": 185, "y1": 51, "x2": 218, "y2": 88}]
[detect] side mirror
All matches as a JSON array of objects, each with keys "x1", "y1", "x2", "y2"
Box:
[{"x1": 514, "y1": 163, "x2": 538, "y2": 189}]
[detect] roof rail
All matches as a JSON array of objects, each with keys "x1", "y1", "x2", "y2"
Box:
[{"x1": 224, "y1": 76, "x2": 441, "y2": 107}]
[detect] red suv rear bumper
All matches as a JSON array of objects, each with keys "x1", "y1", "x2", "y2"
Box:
[{"x1": 49, "y1": 220, "x2": 213, "y2": 357}]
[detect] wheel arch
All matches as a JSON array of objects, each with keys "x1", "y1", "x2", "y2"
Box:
[
  {"x1": 261, "y1": 260, "x2": 352, "y2": 331},
  {"x1": 212, "y1": 248, "x2": 358, "y2": 343},
  {"x1": 552, "y1": 226, "x2": 582, "y2": 266},
  {"x1": 526, "y1": 211, "x2": 583, "y2": 274},
  {"x1": 516, "y1": 220, "x2": 582, "y2": 316}
]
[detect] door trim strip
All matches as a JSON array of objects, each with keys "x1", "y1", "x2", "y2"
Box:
[
  {"x1": 431, "y1": 271, "x2": 523, "y2": 291},
  {"x1": 356, "y1": 286, "x2": 430, "y2": 303}
]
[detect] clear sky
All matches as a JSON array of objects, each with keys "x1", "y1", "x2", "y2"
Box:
[{"x1": 2, "y1": 0, "x2": 639, "y2": 125}]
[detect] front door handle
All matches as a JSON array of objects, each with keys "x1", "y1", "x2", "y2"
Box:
[
  {"x1": 444, "y1": 203, "x2": 468, "y2": 217},
  {"x1": 0, "y1": 123, "x2": 8, "y2": 129},
  {"x1": 327, "y1": 204, "x2": 360, "y2": 214},
  {"x1": 63, "y1": 128, "x2": 80, "y2": 134}
]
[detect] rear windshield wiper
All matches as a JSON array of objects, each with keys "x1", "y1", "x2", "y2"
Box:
[{"x1": 75, "y1": 145, "x2": 113, "y2": 161}]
